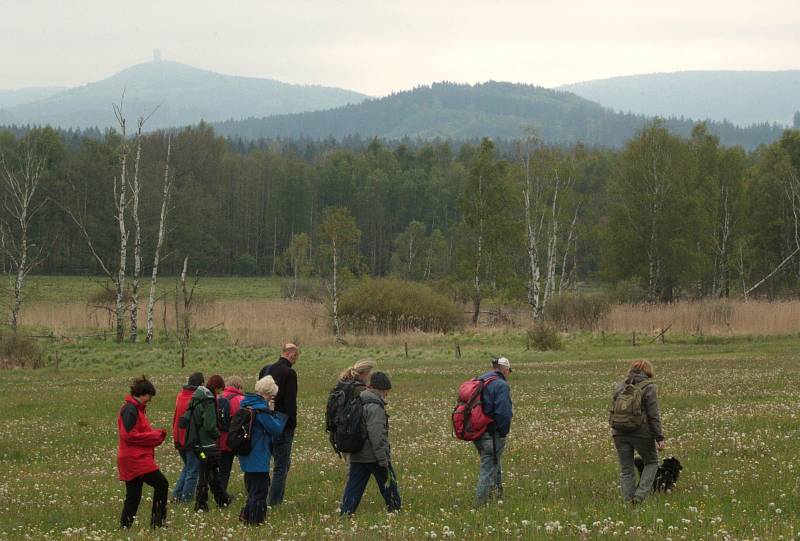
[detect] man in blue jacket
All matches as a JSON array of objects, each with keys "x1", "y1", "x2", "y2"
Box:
[
  {"x1": 238, "y1": 375, "x2": 287, "y2": 525},
  {"x1": 474, "y1": 356, "x2": 513, "y2": 506}
]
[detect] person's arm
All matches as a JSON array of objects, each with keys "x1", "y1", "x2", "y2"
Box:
[
  {"x1": 257, "y1": 410, "x2": 288, "y2": 437},
  {"x1": 364, "y1": 403, "x2": 390, "y2": 466},
  {"x1": 644, "y1": 384, "x2": 665, "y2": 442},
  {"x1": 283, "y1": 369, "x2": 298, "y2": 421},
  {"x1": 120, "y1": 404, "x2": 165, "y2": 447},
  {"x1": 490, "y1": 382, "x2": 512, "y2": 437},
  {"x1": 218, "y1": 397, "x2": 231, "y2": 432}
]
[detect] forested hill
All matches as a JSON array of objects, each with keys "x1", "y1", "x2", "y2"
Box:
[
  {"x1": 0, "y1": 60, "x2": 367, "y2": 130},
  {"x1": 0, "y1": 87, "x2": 65, "y2": 109},
  {"x1": 560, "y1": 70, "x2": 800, "y2": 127},
  {"x1": 212, "y1": 81, "x2": 785, "y2": 149}
]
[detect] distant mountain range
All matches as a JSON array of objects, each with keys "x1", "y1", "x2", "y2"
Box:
[
  {"x1": 213, "y1": 81, "x2": 784, "y2": 149},
  {"x1": 0, "y1": 87, "x2": 67, "y2": 109},
  {"x1": 560, "y1": 71, "x2": 800, "y2": 127},
  {"x1": 0, "y1": 60, "x2": 367, "y2": 130},
  {"x1": 0, "y1": 62, "x2": 796, "y2": 148}
]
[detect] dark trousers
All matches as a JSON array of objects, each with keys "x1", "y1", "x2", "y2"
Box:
[
  {"x1": 219, "y1": 451, "x2": 235, "y2": 494},
  {"x1": 120, "y1": 469, "x2": 168, "y2": 529},
  {"x1": 194, "y1": 450, "x2": 231, "y2": 511},
  {"x1": 268, "y1": 428, "x2": 294, "y2": 506},
  {"x1": 240, "y1": 472, "x2": 271, "y2": 525},
  {"x1": 340, "y1": 462, "x2": 401, "y2": 515}
]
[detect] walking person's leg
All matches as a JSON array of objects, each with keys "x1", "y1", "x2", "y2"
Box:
[
  {"x1": 613, "y1": 436, "x2": 637, "y2": 502},
  {"x1": 268, "y1": 428, "x2": 294, "y2": 506},
  {"x1": 371, "y1": 463, "x2": 402, "y2": 512},
  {"x1": 141, "y1": 470, "x2": 169, "y2": 528},
  {"x1": 120, "y1": 477, "x2": 144, "y2": 529},
  {"x1": 205, "y1": 452, "x2": 232, "y2": 507},
  {"x1": 340, "y1": 462, "x2": 371, "y2": 515},
  {"x1": 243, "y1": 472, "x2": 270, "y2": 525},
  {"x1": 491, "y1": 435, "x2": 506, "y2": 500},
  {"x1": 171, "y1": 450, "x2": 187, "y2": 501},
  {"x1": 632, "y1": 438, "x2": 659, "y2": 503},
  {"x1": 218, "y1": 451, "x2": 235, "y2": 494},
  {"x1": 181, "y1": 450, "x2": 200, "y2": 502},
  {"x1": 474, "y1": 433, "x2": 497, "y2": 506},
  {"x1": 194, "y1": 452, "x2": 210, "y2": 512}
]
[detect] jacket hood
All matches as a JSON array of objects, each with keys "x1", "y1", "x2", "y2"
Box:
[
  {"x1": 223, "y1": 386, "x2": 244, "y2": 397},
  {"x1": 361, "y1": 388, "x2": 385, "y2": 406},
  {"x1": 626, "y1": 369, "x2": 650, "y2": 384},
  {"x1": 124, "y1": 395, "x2": 146, "y2": 411},
  {"x1": 241, "y1": 393, "x2": 269, "y2": 411},
  {"x1": 181, "y1": 384, "x2": 197, "y2": 391},
  {"x1": 189, "y1": 385, "x2": 215, "y2": 407}
]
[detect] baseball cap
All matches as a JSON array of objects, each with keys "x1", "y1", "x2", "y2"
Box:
[{"x1": 492, "y1": 356, "x2": 512, "y2": 372}]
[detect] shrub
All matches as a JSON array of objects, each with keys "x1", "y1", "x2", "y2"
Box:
[
  {"x1": 0, "y1": 330, "x2": 42, "y2": 369},
  {"x1": 543, "y1": 293, "x2": 612, "y2": 330},
  {"x1": 338, "y1": 278, "x2": 463, "y2": 334},
  {"x1": 527, "y1": 324, "x2": 563, "y2": 351},
  {"x1": 281, "y1": 279, "x2": 327, "y2": 302}
]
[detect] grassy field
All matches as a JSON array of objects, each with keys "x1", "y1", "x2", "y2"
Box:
[
  {"x1": 19, "y1": 275, "x2": 287, "y2": 303},
  {"x1": 0, "y1": 332, "x2": 798, "y2": 540}
]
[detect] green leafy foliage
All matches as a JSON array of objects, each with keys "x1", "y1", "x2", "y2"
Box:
[{"x1": 338, "y1": 278, "x2": 463, "y2": 334}]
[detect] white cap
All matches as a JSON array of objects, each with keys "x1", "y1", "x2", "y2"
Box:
[{"x1": 492, "y1": 356, "x2": 512, "y2": 372}]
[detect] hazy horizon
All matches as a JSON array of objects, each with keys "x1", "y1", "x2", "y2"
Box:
[{"x1": 2, "y1": 0, "x2": 799, "y2": 96}]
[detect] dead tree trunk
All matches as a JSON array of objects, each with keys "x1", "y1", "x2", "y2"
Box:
[
  {"x1": 112, "y1": 101, "x2": 130, "y2": 343},
  {"x1": 146, "y1": 136, "x2": 173, "y2": 343},
  {"x1": 129, "y1": 118, "x2": 145, "y2": 342},
  {"x1": 472, "y1": 174, "x2": 484, "y2": 325},
  {"x1": 331, "y1": 237, "x2": 343, "y2": 344},
  {"x1": 176, "y1": 256, "x2": 199, "y2": 367},
  {"x1": 0, "y1": 144, "x2": 47, "y2": 332}
]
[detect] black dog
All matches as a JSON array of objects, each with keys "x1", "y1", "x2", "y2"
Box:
[{"x1": 634, "y1": 456, "x2": 683, "y2": 491}]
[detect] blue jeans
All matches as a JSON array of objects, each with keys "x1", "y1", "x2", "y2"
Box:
[
  {"x1": 268, "y1": 429, "x2": 294, "y2": 506},
  {"x1": 171, "y1": 449, "x2": 200, "y2": 502},
  {"x1": 340, "y1": 462, "x2": 401, "y2": 515},
  {"x1": 474, "y1": 432, "x2": 506, "y2": 505}
]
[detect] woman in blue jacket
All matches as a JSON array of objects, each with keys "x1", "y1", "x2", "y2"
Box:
[{"x1": 238, "y1": 375, "x2": 287, "y2": 525}]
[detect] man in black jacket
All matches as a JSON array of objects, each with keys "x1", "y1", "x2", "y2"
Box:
[{"x1": 258, "y1": 343, "x2": 299, "y2": 506}]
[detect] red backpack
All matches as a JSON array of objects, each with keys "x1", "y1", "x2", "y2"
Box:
[{"x1": 452, "y1": 376, "x2": 497, "y2": 441}]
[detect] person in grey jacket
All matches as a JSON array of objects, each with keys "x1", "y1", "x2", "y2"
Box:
[
  {"x1": 611, "y1": 359, "x2": 666, "y2": 504},
  {"x1": 339, "y1": 372, "x2": 401, "y2": 515}
]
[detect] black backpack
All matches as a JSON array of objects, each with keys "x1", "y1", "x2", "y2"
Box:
[
  {"x1": 178, "y1": 405, "x2": 200, "y2": 450},
  {"x1": 326, "y1": 381, "x2": 367, "y2": 454},
  {"x1": 227, "y1": 407, "x2": 256, "y2": 456}
]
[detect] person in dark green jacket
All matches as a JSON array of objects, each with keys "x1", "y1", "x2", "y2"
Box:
[{"x1": 191, "y1": 375, "x2": 233, "y2": 512}]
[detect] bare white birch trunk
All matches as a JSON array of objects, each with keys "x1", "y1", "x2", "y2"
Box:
[
  {"x1": 129, "y1": 120, "x2": 144, "y2": 342},
  {"x1": 0, "y1": 146, "x2": 45, "y2": 332},
  {"x1": 542, "y1": 173, "x2": 561, "y2": 310},
  {"x1": 113, "y1": 103, "x2": 129, "y2": 343},
  {"x1": 521, "y1": 152, "x2": 542, "y2": 320},
  {"x1": 472, "y1": 174, "x2": 484, "y2": 325},
  {"x1": 558, "y1": 204, "x2": 580, "y2": 296},
  {"x1": 146, "y1": 136, "x2": 172, "y2": 343},
  {"x1": 331, "y1": 237, "x2": 343, "y2": 344}
]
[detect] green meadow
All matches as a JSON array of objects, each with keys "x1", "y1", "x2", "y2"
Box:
[{"x1": 0, "y1": 330, "x2": 798, "y2": 540}]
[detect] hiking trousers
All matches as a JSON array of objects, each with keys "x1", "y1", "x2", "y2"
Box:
[
  {"x1": 194, "y1": 450, "x2": 232, "y2": 511},
  {"x1": 240, "y1": 472, "x2": 271, "y2": 525},
  {"x1": 120, "y1": 469, "x2": 168, "y2": 529},
  {"x1": 340, "y1": 462, "x2": 401, "y2": 515},
  {"x1": 474, "y1": 432, "x2": 506, "y2": 505},
  {"x1": 613, "y1": 435, "x2": 658, "y2": 502}
]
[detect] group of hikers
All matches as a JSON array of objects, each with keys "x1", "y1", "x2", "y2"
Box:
[{"x1": 116, "y1": 343, "x2": 666, "y2": 529}]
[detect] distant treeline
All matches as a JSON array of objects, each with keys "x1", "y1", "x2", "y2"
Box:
[{"x1": 1, "y1": 120, "x2": 799, "y2": 308}]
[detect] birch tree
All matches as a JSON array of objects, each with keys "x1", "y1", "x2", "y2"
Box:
[
  {"x1": 0, "y1": 141, "x2": 48, "y2": 332},
  {"x1": 319, "y1": 207, "x2": 361, "y2": 344},
  {"x1": 516, "y1": 138, "x2": 581, "y2": 320},
  {"x1": 283, "y1": 232, "x2": 311, "y2": 298},
  {"x1": 145, "y1": 135, "x2": 173, "y2": 343}
]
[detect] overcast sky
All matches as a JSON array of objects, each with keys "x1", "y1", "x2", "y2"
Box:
[{"x1": 2, "y1": 0, "x2": 799, "y2": 96}]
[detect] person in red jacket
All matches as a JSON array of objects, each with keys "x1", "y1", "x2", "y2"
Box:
[
  {"x1": 171, "y1": 372, "x2": 204, "y2": 503},
  {"x1": 118, "y1": 376, "x2": 168, "y2": 529},
  {"x1": 219, "y1": 375, "x2": 245, "y2": 493}
]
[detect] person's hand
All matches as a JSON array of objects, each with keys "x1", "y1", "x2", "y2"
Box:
[
  {"x1": 268, "y1": 399, "x2": 276, "y2": 411},
  {"x1": 656, "y1": 440, "x2": 666, "y2": 452}
]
